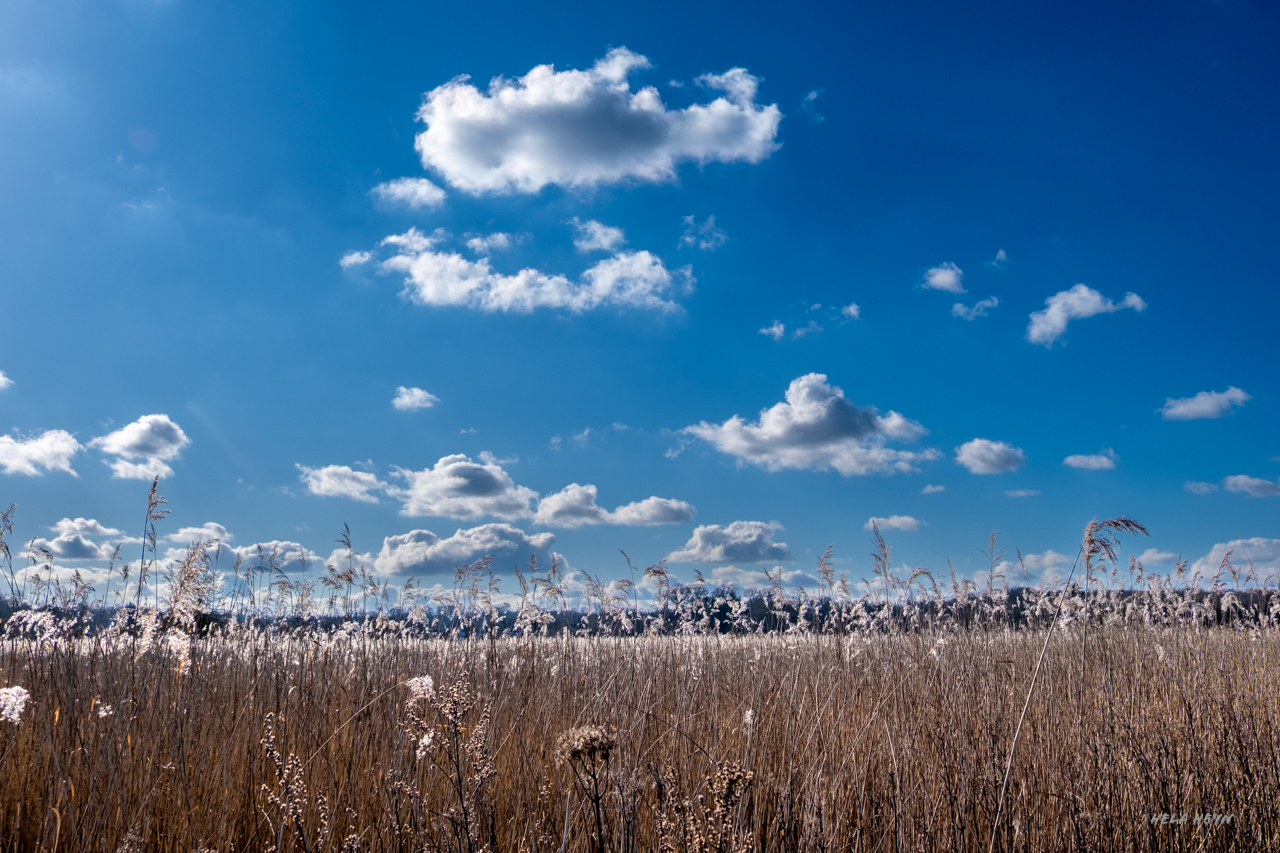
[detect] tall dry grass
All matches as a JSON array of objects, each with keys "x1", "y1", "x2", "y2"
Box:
[{"x1": 1, "y1": 626, "x2": 1276, "y2": 851}]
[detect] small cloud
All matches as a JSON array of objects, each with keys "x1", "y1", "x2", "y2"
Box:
[
  {"x1": 371, "y1": 177, "x2": 447, "y2": 210},
  {"x1": 169, "y1": 522, "x2": 231, "y2": 543},
  {"x1": 1223, "y1": 475, "x2": 1280, "y2": 498},
  {"x1": 864, "y1": 515, "x2": 921, "y2": 532},
  {"x1": 1063, "y1": 448, "x2": 1118, "y2": 470},
  {"x1": 1185, "y1": 481, "x2": 1218, "y2": 495},
  {"x1": 51, "y1": 518, "x2": 122, "y2": 537},
  {"x1": 460, "y1": 427, "x2": 478, "y2": 434},
  {"x1": 533, "y1": 483, "x2": 695, "y2": 528},
  {"x1": 339, "y1": 251, "x2": 372, "y2": 269},
  {"x1": 465, "y1": 232, "x2": 519, "y2": 254},
  {"x1": 1019, "y1": 550, "x2": 1071, "y2": 572},
  {"x1": 667, "y1": 521, "x2": 792, "y2": 564},
  {"x1": 840, "y1": 303, "x2": 861, "y2": 321},
  {"x1": 922, "y1": 262, "x2": 965, "y2": 294},
  {"x1": 297, "y1": 464, "x2": 385, "y2": 503},
  {"x1": 1160, "y1": 387, "x2": 1251, "y2": 421},
  {"x1": 90, "y1": 414, "x2": 190, "y2": 480},
  {"x1": 800, "y1": 89, "x2": 824, "y2": 122},
  {"x1": 679, "y1": 215, "x2": 728, "y2": 251},
  {"x1": 921, "y1": 484, "x2": 945, "y2": 494},
  {"x1": 952, "y1": 297, "x2": 999, "y2": 321},
  {"x1": 759, "y1": 321, "x2": 785, "y2": 341},
  {"x1": 989, "y1": 249, "x2": 1008, "y2": 267},
  {"x1": 0, "y1": 371, "x2": 12, "y2": 390},
  {"x1": 570, "y1": 218, "x2": 627, "y2": 253},
  {"x1": 955, "y1": 438, "x2": 1025, "y2": 475},
  {"x1": 0, "y1": 430, "x2": 82, "y2": 477},
  {"x1": 388, "y1": 453, "x2": 537, "y2": 520},
  {"x1": 1027, "y1": 284, "x2": 1146, "y2": 347},
  {"x1": 791, "y1": 320, "x2": 823, "y2": 340},
  {"x1": 1005, "y1": 489, "x2": 1041, "y2": 498},
  {"x1": 392, "y1": 386, "x2": 441, "y2": 411},
  {"x1": 1136, "y1": 548, "x2": 1176, "y2": 565},
  {"x1": 571, "y1": 427, "x2": 593, "y2": 446}
]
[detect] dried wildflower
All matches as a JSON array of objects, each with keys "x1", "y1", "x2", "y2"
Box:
[
  {"x1": 742, "y1": 709, "x2": 754, "y2": 730},
  {"x1": 415, "y1": 729, "x2": 435, "y2": 760},
  {"x1": 98, "y1": 703, "x2": 114, "y2": 718},
  {"x1": 0, "y1": 686, "x2": 29, "y2": 724},
  {"x1": 405, "y1": 675, "x2": 435, "y2": 703},
  {"x1": 556, "y1": 725, "x2": 617, "y2": 763}
]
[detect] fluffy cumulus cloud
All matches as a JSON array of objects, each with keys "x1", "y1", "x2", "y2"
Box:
[
  {"x1": 841, "y1": 303, "x2": 861, "y2": 320},
  {"x1": 377, "y1": 227, "x2": 690, "y2": 314},
  {"x1": 952, "y1": 297, "x2": 998, "y2": 321},
  {"x1": 0, "y1": 430, "x2": 82, "y2": 476},
  {"x1": 392, "y1": 386, "x2": 441, "y2": 411},
  {"x1": 684, "y1": 374, "x2": 937, "y2": 476},
  {"x1": 374, "y1": 524, "x2": 557, "y2": 576},
  {"x1": 667, "y1": 521, "x2": 792, "y2": 564},
  {"x1": 388, "y1": 454, "x2": 539, "y2": 520},
  {"x1": 955, "y1": 439, "x2": 1025, "y2": 475},
  {"x1": 168, "y1": 522, "x2": 230, "y2": 543},
  {"x1": 759, "y1": 321, "x2": 785, "y2": 341},
  {"x1": 52, "y1": 517, "x2": 121, "y2": 537},
  {"x1": 922, "y1": 263, "x2": 964, "y2": 293},
  {"x1": 90, "y1": 414, "x2": 190, "y2": 479},
  {"x1": 1063, "y1": 448, "x2": 1118, "y2": 470},
  {"x1": 1223, "y1": 475, "x2": 1280, "y2": 498},
  {"x1": 231, "y1": 541, "x2": 319, "y2": 574},
  {"x1": 1026, "y1": 284, "x2": 1146, "y2": 347},
  {"x1": 27, "y1": 534, "x2": 113, "y2": 561},
  {"x1": 864, "y1": 515, "x2": 921, "y2": 532},
  {"x1": 298, "y1": 464, "x2": 386, "y2": 503},
  {"x1": 1160, "y1": 387, "x2": 1251, "y2": 421},
  {"x1": 1137, "y1": 548, "x2": 1177, "y2": 565},
  {"x1": 571, "y1": 218, "x2": 626, "y2": 253},
  {"x1": 1191, "y1": 538, "x2": 1280, "y2": 579},
  {"x1": 465, "y1": 232, "x2": 518, "y2": 254},
  {"x1": 371, "y1": 177, "x2": 447, "y2": 210},
  {"x1": 340, "y1": 251, "x2": 372, "y2": 269},
  {"x1": 533, "y1": 483, "x2": 694, "y2": 528},
  {"x1": 412, "y1": 48, "x2": 782, "y2": 194}
]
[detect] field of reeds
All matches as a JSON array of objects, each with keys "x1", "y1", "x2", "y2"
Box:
[{"x1": 2, "y1": 496, "x2": 1280, "y2": 852}]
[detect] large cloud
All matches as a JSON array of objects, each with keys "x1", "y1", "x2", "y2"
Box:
[
  {"x1": 389, "y1": 454, "x2": 538, "y2": 519},
  {"x1": 955, "y1": 439, "x2": 1025, "y2": 474},
  {"x1": 1190, "y1": 538, "x2": 1280, "y2": 579},
  {"x1": 297, "y1": 464, "x2": 385, "y2": 503},
  {"x1": 412, "y1": 48, "x2": 782, "y2": 194},
  {"x1": 667, "y1": 521, "x2": 792, "y2": 564},
  {"x1": 1160, "y1": 387, "x2": 1251, "y2": 421},
  {"x1": 378, "y1": 227, "x2": 689, "y2": 313},
  {"x1": 375, "y1": 524, "x2": 557, "y2": 576},
  {"x1": 1026, "y1": 284, "x2": 1146, "y2": 347},
  {"x1": 90, "y1": 414, "x2": 190, "y2": 479},
  {"x1": 0, "y1": 430, "x2": 81, "y2": 476},
  {"x1": 533, "y1": 483, "x2": 695, "y2": 528},
  {"x1": 683, "y1": 374, "x2": 937, "y2": 476}
]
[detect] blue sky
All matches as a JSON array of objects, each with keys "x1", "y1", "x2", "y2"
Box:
[{"x1": 2, "y1": 0, "x2": 1277, "y2": 598}]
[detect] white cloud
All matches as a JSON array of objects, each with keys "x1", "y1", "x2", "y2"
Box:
[
  {"x1": 1185, "y1": 481, "x2": 1218, "y2": 495},
  {"x1": 992, "y1": 249, "x2": 1008, "y2": 265},
  {"x1": 232, "y1": 540, "x2": 320, "y2": 574},
  {"x1": 921, "y1": 484, "x2": 945, "y2": 494},
  {"x1": 298, "y1": 464, "x2": 385, "y2": 503},
  {"x1": 667, "y1": 521, "x2": 792, "y2": 564},
  {"x1": 392, "y1": 386, "x2": 441, "y2": 411},
  {"x1": 840, "y1": 303, "x2": 861, "y2": 320},
  {"x1": 51, "y1": 518, "x2": 121, "y2": 537},
  {"x1": 0, "y1": 371, "x2": 11, "y2": 390},
  {"x1": 0, "y1": 430, "x2": 82, "y2": 477},
  {"x1": 1160, "y1": 387, "x2": 1251, "y2": 421},
  {"x1": 864, "y1": 515, "x2": 921, "y2": 532},
  {"x1": 1223, "y1": 475, "x2": 1280, "y2": 498},
  {"x1": 1004, "y1": 489, "x2": 1041, "y2": 497},
  {"x1": 792, "y1": 320, "x2": 823, "y2": 340},
  {"x1": 759, "y1": 321, "x2": 785, "y2": 341},
  {"x1": 1191, "y1": 538, "x2": 1280, "y2": 580},
  {"x1": 379, "y1": 228, "x2": 688, "y2": 313},
  {"x1": 465, "y1": 232, "x2": 518, "y2": 254},
  {"x1": 679, "y1": 215, "x2": 727, "y2": 251},
  {"x1": 1063, "y1": 448, "x2": 1118, "y2": 470},
  {"x1": 90, "y1": 414, "x2": 190, "y2": 480},
  {"x1": 706, "y1": 565, "x2": 817, "y2": 590},
  {"x1": 1026, "y1": 284, "x2": 1146, "y2": 347},
  {"x1": 389, "y1": 453, "x2": 537, "y2": 519},
  {"x1": 1020, "y1": 550, "x2": 1072, "y2": 573},
  {"x1": 571, "y1": 218, "x2": 626, "y2": 253},
  {"x1": 955, "y1": 438, "x2": 1025, "y2": 474},
  {"x1": 169, "y1": 522, "x2": 230, "y2": 543},
  {"x1": 683, "y1": 373, "x2": 937, "y2": 476},
  {"x1": 26, "y1": 534, "x2": 114, "y2": 561},
  {"x1": 922, "y1": 262, "x2": 965, "y2": 293},
  {"x1": 1137, "y1": 548, "x2": 1177, "y2": 565},
  {"x1": 375, "y1": 524, "x2": 557, "y2": 576},
  {"x1": 533, "y1": 483, "x2": 695, "y2": 528},
  {"x1": 339, "y1": 251, "x2": 372, "y2": 268},
  {"x1": 371, "y1": 177, "x2": 447, "y2": 210},
  {"x1": 952, "y1": 296, "x2": 998, "y2": 321},
  {"x1": 413, "y1": 48, "x2": 782, "y2": 194}
]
